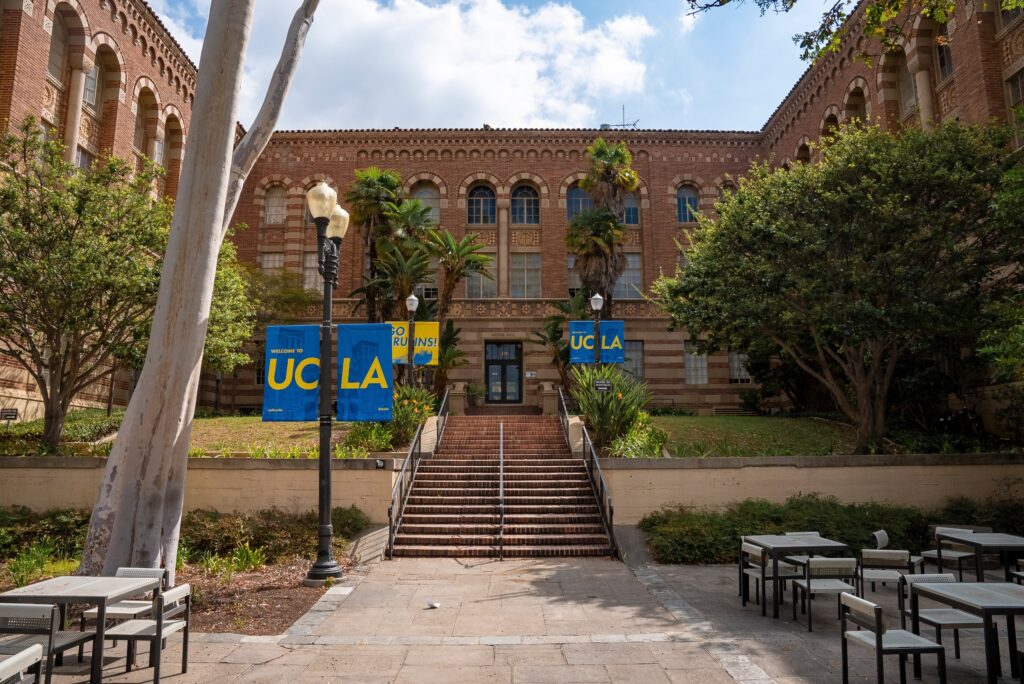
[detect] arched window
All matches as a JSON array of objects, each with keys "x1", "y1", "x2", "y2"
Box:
[
  {"x1": 676, "y1": 186, "x2": 699, "y2": 223},
  {"x1": 566, "y1": 184, "x2": 592, "y2": 220},
  {"x1": 511, "y1": 185, "x2": 539, "y2": 225},
  {"x1": 896, "y1": 51, "x2": 917, "y2": 118},
  {"x1": 935, "y1": 24, "x2": 953, "y2": 82},
  {"x1": 796, "y1": 144, "x2": 811, "y2": 164},
  {"x1": 47, "y1": 13, "x2": 69, "y2": 84},
  {"x1": 467, "y1": 185, "x2": 496, "y2": 225},
  {"x1": 821, "y1": 113, "x2": 839, "y2": 137},
  {"x1": 718, "y1": 183, "x2": 736, "y2": 203},
  {"x1": 411, "y1": 181, "x2": 441, "y2": 223},
  {"x1": 845, "y1": 87, "x2": 867, "y2": 122},
  {"x1": 623, "y1": 193, "x2": 639, "y2": 226},
  {"x1": 264, "y1": 186, "x2": 287, "y2": 225}
]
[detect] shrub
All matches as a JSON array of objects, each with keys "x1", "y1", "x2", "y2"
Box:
[
  {"x1": 391, "y1": 385, "x2": 436, "y2": 448},
  {"x1": 0, "y1": 409, "x2": 123, "y2": 446},
  {"x1": 610, "y1": 411, "x2": 668, "y2": 458},
  {"x1": 343, "y1": 422, "x2": 394, "y2": 452},
  {"x1": 332, "y1": 505, "x2": 371, "y2": 540},
  {"x1": 570, "y1": 365, "x2": 649, "y2": 448},
  {"x1": 231, "y1": 543, "x2": 267, "y2": 572}
]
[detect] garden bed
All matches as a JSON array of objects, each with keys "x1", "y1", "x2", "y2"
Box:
[{"x1": 652, "y1": 415, "x2": 856, "y2": 457}]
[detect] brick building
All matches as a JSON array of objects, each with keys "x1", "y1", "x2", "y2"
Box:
[
  {"x1": 0, "y1": 0, "x2": 195, "y2": 419},
  {"x1": 2, "y1": 1, "x2": 1023, "y2": 416}
]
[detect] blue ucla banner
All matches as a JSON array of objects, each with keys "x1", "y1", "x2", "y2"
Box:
[
  {"x1": 569, "y1": 320, "x2": 626, "y2": 364},
  {"x1": 337, "y1": 324, "x2": 393, "y2": 422},
  {"x1": 262, "y1": 325, "x2": 320, "y2": 422}
]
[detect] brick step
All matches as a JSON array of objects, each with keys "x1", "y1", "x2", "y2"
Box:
[
  {"x1": 423, "y1": 461, "x2": 583, "y2": 469},
  {"x1": 395, "y1": 534, "x2": 499, "y2": 546},
  {"x1": 432, "y1": 453, "x2": 574, "y2": 460},
  {"x1": 398, "y1": 524, "x2": 500, "y2": 535},
  {"x1": 394, "y1": 533, "x2": 608, "y2": 547},
  {"x1": 414, "y1": 475, "x2": 588, "y2": 485},
  {"x1": 401, "y1": 514, "x2": 603, "y2": 525},
  {"x1": 414, "y1": 479, "x2": 589, "y2": 488},
  {"x1": 406, "y1": 495, "x2": 597, "y2": 506},
  {"x1": 416, "y1": 468, "x2": 587, "y2": 477},
  {"x1": 391, "y1": 545, "x2": 612, "y2": 558},
  {"x1": 397, "y1": 524, "x2": 608, "y2": 536},
  {"x1": 404, "y1": 504, "x2": 600, "y2": 515}
]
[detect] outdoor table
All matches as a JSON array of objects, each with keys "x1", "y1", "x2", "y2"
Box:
[
  {"x1": 910, "y1": 581, "x2": 1024, "y2": 683},
  {"x1": 744, "y1": 534, "x2": 850, "y2": 619},
  {"x1": 936, "y1": 531, "x2": 1024, "y2": 583},
  {"x1": 0, "y1": 575, "x2": 161, "y2": 684}
]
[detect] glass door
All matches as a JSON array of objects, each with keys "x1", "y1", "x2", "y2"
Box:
[{"x1": 485, "y1": 342, "x2": 522, "y2": 403}]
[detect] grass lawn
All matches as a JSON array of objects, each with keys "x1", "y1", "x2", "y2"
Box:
[
  {"x1": 189, "y1": 416, "x2": 351, "y2": 455},
  {"x1": 652, "y1": 415, "x2": 856, "y2": 458}
]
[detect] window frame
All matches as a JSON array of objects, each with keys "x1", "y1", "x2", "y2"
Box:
[
  {"x1": 676, "y1": 186, "x2": 699, "y2": 224},
  {"x1": 510, "y1": 252, "x2": 542, "y2": 299},
  {"x1": 467, "y1": 184, "x2": 496, "y2": 225},
  {"x1": 728, "y1": 351, "x2": 752, "y2": 384},
  {"x1": 411, "y1": 181, "x2": 442, "y2": 224},
  {"x1": 684, "y1": 343, "x2": 708, "y2": 385},
  {"x1": 623, "y1": 193, "x2": 639, "y2": 226},
  {"x1": 264, "y1": 186, "x2": 288, "y2": 225},
  {"x1": 623, "y1": 341, "x2": 644, "y2": 382},
  {"x1": 260, "y1": 252, "x2": 285, "y2": 274},
  {"x1": 465, "y1": 268, "x2": 496, "y2": 299},
  {"x1": 511, "y1": 185, "x2": 540, "y2": 225},
  {"x1": 302, "y1": 251, "x2": 320, "y2": 292},
  {"x1": 612, "y1": 253, "x2": 643, "y2": 300},
  {"x1": 566, "y1": 185, "x2": 592, "y2": 221}
]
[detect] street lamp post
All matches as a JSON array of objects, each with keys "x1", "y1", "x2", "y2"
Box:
[
  {"x1": 590, "y1": 292, "x2": 604, "y2": 364},
  {"x1": 405, "y1": 293, "x2": 419, "y2": 387},
  {"x1": 305, "y1": 182, "x2": 349, "y2": 583}
]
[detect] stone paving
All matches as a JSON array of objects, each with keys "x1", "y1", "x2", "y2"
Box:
[{"x1": 45, "y1": 558, "x2": 1021, "y2": 683}]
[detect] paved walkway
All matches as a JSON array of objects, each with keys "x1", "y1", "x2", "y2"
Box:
[{"x1": 48, "y1": 558, "x2": 1018, "y2": 682}]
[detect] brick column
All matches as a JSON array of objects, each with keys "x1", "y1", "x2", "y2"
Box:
[{"x1": 61, "y1": 64, "x2": 88, "y2": 163}]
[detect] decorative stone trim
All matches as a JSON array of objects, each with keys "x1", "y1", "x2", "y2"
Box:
[
  {"x1": 404, "y1": 171, "x2": 448, "y2": 196},
  {"x1": 457, "y1": 172, "x2": 505, "y2": 197},
  {"x1": 506, "y1": 171, "x2": 549, "y2": 197}
]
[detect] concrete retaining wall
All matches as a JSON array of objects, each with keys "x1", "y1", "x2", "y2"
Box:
[{"x1": 600, "y1": 453, "x2": 1024, "y2": 524}]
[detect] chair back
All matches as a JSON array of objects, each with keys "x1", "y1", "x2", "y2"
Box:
[
  {"x1": 896, "y1": 573, "x2": 956, "y2": 627},
  {"x1": 741, "y1": 542, "x2": 767, "y2": 567},
  {"x1": 806, "y1": 557, "x2": 857, "y2": 580},
  {"x1": 0, "y1": 603, "x2": 58, "y2": 644},
  {"x1": 872, "y1": 529, "x2": 889, "y2": 549},
  {"x1": 115, "y1": 566, "x2": 169, "y2": 590},
  {"x1": 934, "y1": 525, "x2": 988, "y2": 553},
  {"x1": 160, "y1": 584, "x2": 191, "y2": 611},
  {"x1": 841, "y1": 592, "x2": 884, "y2": 634},
  {"x1": 785, "y1": 531, "x2": 821, "y2": 537},
  {"x1": 860, "y1": 549, "x2": 910, "y2": 569}
]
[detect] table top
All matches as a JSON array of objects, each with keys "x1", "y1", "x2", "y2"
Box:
[
  {"x1": 0, "y1": 576, "x2": 159, "y2": 604},
  {"x1": 912, "y1": 581, "x2": 1024, "y2": 613},
  {"x1": 935, "y1": 531, "x2": 1024, "y2": 550},
  {"x1": 744, "y1": 535, "x2": 850, "y2": 553}
]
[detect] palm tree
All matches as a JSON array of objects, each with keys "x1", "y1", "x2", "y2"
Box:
[
  {"x1": 383, "y1": 198, "x2": 434, "y2": 244},
  {"x1": 344, "y1": 167, "x2": 403, "y2": 322},
  {"x1": 530, "y1": 292, "x2": 588, "y2": 389},
  {"x1": 566, "y1": 208, "x2": 626, "y2": 317},
  {"x1": 426, "y1": 230, "x2": 493, "y2": 331},
  {"x1": 579, "y1": 138, "x2": 640, "y2": 218}
]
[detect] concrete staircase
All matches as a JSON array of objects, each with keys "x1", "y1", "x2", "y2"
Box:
[{"x1": 391, "y1": 415, "x2": 613, "y2": 558}]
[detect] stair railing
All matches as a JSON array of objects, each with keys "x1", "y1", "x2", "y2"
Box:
[
  {"x1": 581, "y1": 425, "x2": 618, "y2": 559},
  {"x1": 436, "y1": 388, "x2": 450, "y2": 446},
  {"x1": 557, "y1": 387, "x2": 570, "y2": 448},
  {"x1": 498, "y1": 421, "x2": 505, "y2": 561},
  {"x1": 385, "y1": 422, "x2": 425, "y2": 559}
]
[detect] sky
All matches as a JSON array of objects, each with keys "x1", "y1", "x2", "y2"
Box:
[{"x1": 148, "y1": 0, "x2": 829, "y2": 132}]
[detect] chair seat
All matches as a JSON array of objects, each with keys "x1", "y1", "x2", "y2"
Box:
[
  {"x1": 104, "y1": 619, "x2": 186, "y2": 640},
  {"x1": 846, "y1": 629, "x2": 943, "y2": 653},
  {"x1": 1011, "y1": 569, "x2": 1023, "y2": 582},
  {"x1": 0, "y1": 630, "x2": 95, "y2": 654},
  {"x1": 861, "y1": 569, "x2": 904, "y2": 582},
  {"x1": 903, "y1": 608, "x2": 985, "y2": 630},
  {"x1": 743, "y1": 565, "x2": 800, "y2": 580},
  {"x1": 83, "y1": 600, "x2": 153, "y2": 621},
  {"x1": 0, "y1": 642, "x2": 42, "y2": 681},
  {"x1": 793, "y1": 579, "x2": 856, "y2": 594},
  {"x1": 919, "y1": 549, "x2": 973, "y2": 561}
]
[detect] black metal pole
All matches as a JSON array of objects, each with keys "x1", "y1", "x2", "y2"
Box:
[
  {"x1": 406, "y1": 315, "x2": 415, "y2": 387},
  {"x1": 307, "y1": 217, "x2": 343, "y2": 582},
  {"x1": 593, "y1": 311, "x2": 601, "y2": 365}
]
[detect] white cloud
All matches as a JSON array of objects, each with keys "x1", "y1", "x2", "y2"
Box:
[
  {"x1": 145, "y1": 0, "x2": 205, "y2": 62},
  {"x1": 227, "y1": 0, "x2": 657, "y2": 129},
  {"x1": 678, "y1": 3, "x2": 698, "y2": 35}
]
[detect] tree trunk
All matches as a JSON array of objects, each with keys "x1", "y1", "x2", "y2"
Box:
[
  {"x1": 80, "y1": 0, "x2": 255, "y2": 578},
  {"x1": 41, "y1": 391, "x2": 65, "y2": 451},
  {"x1": 106, "y1": 365, "x2": 116, "y2": 417}
]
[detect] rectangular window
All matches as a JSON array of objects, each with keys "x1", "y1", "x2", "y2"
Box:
[
  {"x1": 264, "y1": 188, "x2": 287, "y2": 225},
  {"x1": 153, "y1": 138, "x2": 164, "y2": 165},
  {"x1": 612, "y1": 254, "x2": 643, "y2": 300},
  {"x1": 510, "y1": 253, "x2": 541, "y2": 298},
  {"x1": 685, "y1": 343, "x2": 708, "y2": 385},
  {"x1": 467, "y1": 195, "x2": 496, "y2": 224},
  {"x1": 1010, "y1": 70, "x2": 1024, "y2": 146},
  {"x1": 302, "y1": 252, "x2": 320, "y2": 291},
  {"x1": 465, "y1": 269, "x2": 496, "y2": 299},
  {"x1": 624, "y1": 205, "x2": 639, "y2": 225},
  {"x1": 511, "y1": 195, "x2": 539, "y2": 225},
  {"x1": 567, "y1": 255, "x2": 582, "y2": 298},
  {"x1": 623, "y1": 341, "x2": 644, "y2": 381},
  {"x1": 260, "y1": 252, "x2": 284, "y2": 274},
  {"x1": 729, "y1": 351, "x2": 751, "y2": 384},
  {"x1": 415, "y1": 257, "x2": 440, "y2": 300},
  {"x1": 75, "y1": 147, "x2": 93, "y2": 171},
  {"x1": 83, "y1": 65, "x2": 99, "y2": 110}
]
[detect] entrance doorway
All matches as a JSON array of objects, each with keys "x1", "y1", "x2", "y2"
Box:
[{"x1": 485, "y1": 342, "x2": 522, "y2": 404}]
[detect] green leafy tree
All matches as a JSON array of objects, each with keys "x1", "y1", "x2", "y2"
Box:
[
  {"x1": 344, "y1": 167, "x2": 404, "y2": 322},
  {"x1": 652, "y1": 122, "x2": 1024, "y2": 452},
  {"x1": 981, "y1": 299, "x2": 1024, "y2": 382},
  {"x1": 0, "y1": 120, "x2": 168, "y2": 448}
]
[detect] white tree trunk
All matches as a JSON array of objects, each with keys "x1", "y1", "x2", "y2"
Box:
[
  {"x1": 80, "y1": 0, "x2": 323, "y2": 580},
  {"x1": 80, "y1": 0, "x2": 255, "y2": 578}
]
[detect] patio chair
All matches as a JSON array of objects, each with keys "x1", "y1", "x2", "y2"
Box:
[
  {"x1": 0, "y1": 602, "x2": 95, "y2": 684},
  {"x1": 782, "y1": 531, "x2": 820, "y2": 567},
  {"x1": 919, "y1": 525, "x2": 990, "y2": 581},
  {"x1": 872, "y1": 529, "x2": 924, "y2": 572},
  {"x1": 739, "y1": 542, "x2": 801, "y2": 616},
  {"x1": 840, "y1": 592, "x2": 947, "y2": 684},
  {"x1": 858, "y1": 549, "x2": 914, "y2": 595},
  {"x1": 0, "y1": 643, "x2": 43, "y2": 684},
  {"x1": 79, "y1": 566, "x2": 168, "y2": 660},
  {"x1": 102, "y1": 583, "x2": 191, "y2": 684},
  {"x1": 1011, "y1": 559, "x2": 1022, "y2": 585},
  {"x1": 792, "y1": 557, "x2": 858, "y2": 632},
  {"x1": 897, "y1": 574, "x2": 986, "y2": 660}
]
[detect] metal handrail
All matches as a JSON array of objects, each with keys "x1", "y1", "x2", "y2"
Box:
[
  {"x1": 385, "y1": 422, "x2": 425, "y2": 559},
  {"x1": 557, "y1": 387, "x2": 570, "y2": 449},
  {"x1": 580, "y1": 425, "x2": 618, "y2": 559},
  {"x1": 436, "y1": 388, "x2": 450, "y2": 446},
  {"x1": 498, "y1": 422, "x2": 505, "y2": 561}
]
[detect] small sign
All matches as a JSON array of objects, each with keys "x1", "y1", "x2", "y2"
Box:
[
  {"x1": 0, "y1": 408, "x2": 17, "y2": 421},
  {"x1": 569, "y1": 320, "x2": 626, "y2": 364},
  {"x1": 594, "y1": 380, "x2": 613, "y2": 393},
  {"x1": 389, "y1": 321, "x2": 440, "y2": 366}
]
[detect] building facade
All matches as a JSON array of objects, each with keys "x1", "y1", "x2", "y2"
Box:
[
  {"x1": 0, "y1": 0, "x2": 195, "y2": 419},
  {"x1": 209, "y1": 2, "x2": 1024, "y2": 414}
]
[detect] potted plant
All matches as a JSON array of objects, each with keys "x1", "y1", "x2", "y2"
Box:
[{"x1": 467, "y1": 383, "x2": 486, "y2": 407}]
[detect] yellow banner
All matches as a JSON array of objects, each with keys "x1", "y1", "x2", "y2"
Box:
[{"x1": 389, "y1": 321, "x2": 439, "y2": 366}]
